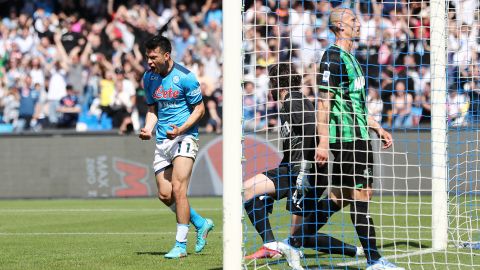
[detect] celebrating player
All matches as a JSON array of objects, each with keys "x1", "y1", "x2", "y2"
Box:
[
  {"x1": 139, "y1": 35, "x2": 214, "y2": 259},
  {"x1": 292, "y1": 8, "x2": 403, "y2": 270},
  {"x1": 243, "y1": 63, "x2": 363, "y2": 270}
]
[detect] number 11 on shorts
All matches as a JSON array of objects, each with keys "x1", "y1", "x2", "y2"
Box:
[{"x1": 177, "y1": 142, "x2": 191, "y2": 154}]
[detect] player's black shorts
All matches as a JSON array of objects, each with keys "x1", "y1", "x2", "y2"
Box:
[
  {"x1": 263, "y1": 164, "x2": 328, "y2": 215},
  {"x1": 330, "y1": 140, "x2": 374, "y2": 189}
]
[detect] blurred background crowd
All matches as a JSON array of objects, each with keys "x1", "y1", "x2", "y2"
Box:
[
  {"x1": 243, "y1": 0, "x2": 480, "y2": 131},
  {"x1": 0, "y1": 0, "x2": 478, "y2": 134},
  {"x1": 0, "y1": 0, "x2": 223, "y2": 134}
]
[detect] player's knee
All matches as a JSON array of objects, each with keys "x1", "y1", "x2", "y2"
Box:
[
  {"x1": 171, "y1": 182, "x2": 187, "y2": 198},
  {"x1": 157, "y1": 191, "x2": 172, "y2": 204},
  {"x1": 243, "y1": 184, "x2": 254, "y2": 201}
]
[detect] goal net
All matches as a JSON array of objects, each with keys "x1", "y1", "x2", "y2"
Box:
[{"x1": 237, "y1": 0, "x2": 480, "y2": 269}]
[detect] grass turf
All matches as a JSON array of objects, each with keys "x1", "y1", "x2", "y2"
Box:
[
  {"x1": 0, "y1": 198, "x2": 223, "y2": 270},
  {"x1": 243, "y1": 195, "x2": 480, "y2": 270},
  {"x1": 0, "y1": 196, "x2": 479, "y2": 270}
]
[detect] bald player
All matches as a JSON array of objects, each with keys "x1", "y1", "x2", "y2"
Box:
[{"x1": 290, "y1": 8, "x2": 404, "y2": 270}]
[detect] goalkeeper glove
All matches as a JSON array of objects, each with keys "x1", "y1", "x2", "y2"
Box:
[{"x1": 292, "y1": 160, "x2": 312, "y2": 210}]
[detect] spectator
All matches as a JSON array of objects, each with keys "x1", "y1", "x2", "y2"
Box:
[
  {"x1": 254, "y1": 65, "x2": 269, "y2": 105},
  {"x1": 172, "y1": 27, "x2": 196, "y2": 62},
  {"x1": 367, "y1": 87, "x2": 383, "y2": 124},
  {"x1": 16, "y1": 75, "x2": 40, "y2": 132},
  {"x1": 243, "y1": 80, "x2": 265, "y2": 132},
  {"x1": 109, "y1": 80, "x2": 133, "y2": 134},
  {"x1": 201, "y1": 45, "x2": 221, "y2": 85},
  {"x1": 448, "y1": 87, "x2": 470, "y2": 127},
  {"x1": 391, "y1": 81, "x2": 413, "y2": 128},
  {"x1": 196, "y1": 62, "x2": 215, "y2": 96},
  {"x1": 300, "y1": 28, "x2": 322, "y2": 66},
  {"x1": 47, "y1": 62, "x2": 67, "y2": 126},
  {"x1": 57, "y1": 85, "x2": 81, "y2": 128},
  {"x1": 134, "y1": 84, "x2": 148, "y2": 132},
  {"x1": 203, "y1": 0, "x2": 222, "y2": 26},
  {"x1": 420, "y1": 82, "x2": 432, "y2": 125},
  {"x1": 1, "y1": 86, "x2": 19, "y2": 125},
  {"x1": 199, "y1": 82, "x2": 221, "y2": 133}
]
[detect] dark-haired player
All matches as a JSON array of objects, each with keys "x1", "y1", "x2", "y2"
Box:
[
  {"x1": 139, "y1": 35, "x2": 214, "y2": 259},
  {"x1": 243, "y1": 63, "x2": 363, "y2": 270}
]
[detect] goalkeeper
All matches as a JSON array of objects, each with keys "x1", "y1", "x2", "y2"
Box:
[
  {"x1": 243, "y1": 63, "x2": 363, "y2": 270},
  {"x1": 289, "y1": 7, "x2": 404, "y2": 270}
]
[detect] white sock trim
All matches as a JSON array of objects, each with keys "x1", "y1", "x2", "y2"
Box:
[{"x1": 176, "y1": 223, "x2": 189, "y2": 243}]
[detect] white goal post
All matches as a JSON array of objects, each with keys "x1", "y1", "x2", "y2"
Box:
[
  {"x1": 430, "y1": 0, "x2": 448, "y2": 251},
  {"x1": 222, "y1": 0, "x2": 243, "y2": 269}
]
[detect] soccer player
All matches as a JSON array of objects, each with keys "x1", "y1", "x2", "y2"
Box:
[
  {"x1": 139, "y1": 35, "x2": 214, "y2": 259},
  {"x1": 298, "y1": 8, "x2": 404, "y2": 270},
  {"x1": 243, "y1": 63, "x2": 363, "y2": 270}
]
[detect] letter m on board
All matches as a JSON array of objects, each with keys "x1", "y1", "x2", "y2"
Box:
[{"x1": 112, "y1": 158, "x2": 151, "y2": 197}]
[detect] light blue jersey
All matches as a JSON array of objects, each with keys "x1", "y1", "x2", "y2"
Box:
[{"x1": 143, "y1": 62, "x2": 202, "y2": 143}]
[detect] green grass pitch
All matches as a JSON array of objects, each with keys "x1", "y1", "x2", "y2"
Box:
[
  {"x1": 0, "y1": 196, "x2": 478, "y2": 270},
  {"x1": 0, "y1": 198, "x2": 223, "y2": 270}
]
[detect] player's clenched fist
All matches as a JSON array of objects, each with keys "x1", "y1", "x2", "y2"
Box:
[
  {"x1": 315, "y1": 145, "x2": 329, "y2": 166},
  {"x1": 139, "y1": 128, "x2": 152, "y2": 140}
]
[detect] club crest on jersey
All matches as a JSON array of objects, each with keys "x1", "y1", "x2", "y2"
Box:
[
  {"x1": 153, "y1": 85, "x2": 180, "y2": 99},
  {"x1": 173, "y1": 75, "x2": 180, "y2": 84},
  {"x1": 363, "y1": 168, "x2": 373, "y2": 179}
]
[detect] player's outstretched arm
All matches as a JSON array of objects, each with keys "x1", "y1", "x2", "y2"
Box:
[
  {"x1": 139, "y1": 105, "x2": 158, "y2": 140},
  {"x1": 315, "y1": 91, "x2": 333, "y2": 166},
  {"x1": 367, "y1": 115, "x2": 393, "y2": 149},
  {"x1": 166, "y1": 102, "x2": 205, "y2": 140}
]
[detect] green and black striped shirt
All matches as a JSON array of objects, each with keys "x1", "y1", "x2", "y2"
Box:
[{"x1": 318, "y1": 44, "x2": 369, "y2": 143}]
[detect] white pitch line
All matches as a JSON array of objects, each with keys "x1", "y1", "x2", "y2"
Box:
[
  {"x1": 0, "y1": 231, "x2": 223, "y2": 236},
  {"x1": 0, "y1": 208, "x2": 222, "y2": 213},
  {"x1": 337, "y1": 248, "x2": 439, "y2": 266}
]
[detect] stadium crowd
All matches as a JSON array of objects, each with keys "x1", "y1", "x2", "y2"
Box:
[
  {"x1": 242, "y1": 0, "x2": 480, "y2": 131},
  {"x1": 0, "y1": 0, "x2": 479, "y2": 134},
  {"x1": 0, "y1": 0, "x2": 223, "y2": 133}
]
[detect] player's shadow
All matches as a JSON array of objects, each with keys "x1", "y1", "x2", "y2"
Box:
[
  {"x1": 381, "y1": 241, "x2": 429, "y2": 249},
  {"x1": 136, "y1": 251, "x2": 167, "y2": 256},
  {"x1": 255, "y1": 259, "x2": 360, "y2": 270},
  {"x1": 305, "y1": 264, "x2": 360, "y2": 270}
]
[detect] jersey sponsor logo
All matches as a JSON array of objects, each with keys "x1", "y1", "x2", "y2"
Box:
[
  {"x1": 353, "y1": 76, "x2": 365, "y2": 91},
  {"x1": 173, "y1": 75, "x2": 180, "y2": 83},
  {"x1": 153, "y1": 85, "x2": 180, "y2": 99},
  {"x1": 150, "y1": 75, "x2": 158, "y2": 80},
  {"x1": 158, "y1": 100, "x2": 180, "y2": 109}
]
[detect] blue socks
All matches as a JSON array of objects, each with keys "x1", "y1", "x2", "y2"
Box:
[
  {"x1": 190, "y1": 207, "x2": 206, "y2": 229},
  {"x1": 167, "y1": 203, "x2": 205, "y2": 229}
]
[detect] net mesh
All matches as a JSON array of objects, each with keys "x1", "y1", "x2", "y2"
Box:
[{"x1": 241, "y1": 0, "x2": 480, "y2": 269}]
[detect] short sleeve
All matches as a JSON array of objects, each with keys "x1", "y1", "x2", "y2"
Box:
[
  {"x1": 318, "y1": 52, "x2": 346, "y2": 95},
  {"x1": 143, "y1": 72, "x2": 155, "y2": 105},
  {"x1": 183, "y1": 73, "x2": 202, "y2": 105}
]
